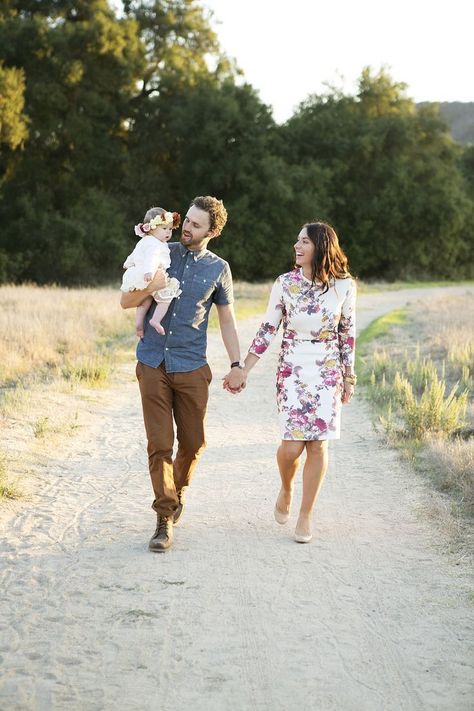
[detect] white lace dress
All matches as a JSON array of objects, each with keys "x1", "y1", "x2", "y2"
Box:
[
  {"x1": 121, "y1": 236, "x2": 180, "y2": 302},
  {"x1": 249, "y1": 269, "x2": 356, "y2": 440}
]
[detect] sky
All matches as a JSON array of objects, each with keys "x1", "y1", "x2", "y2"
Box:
[{"x1": 202, "y1": 0, "x2": 473, "y2": 123}]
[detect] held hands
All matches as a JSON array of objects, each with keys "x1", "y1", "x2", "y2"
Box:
[{"x1": 222, "y1": 367, "x2": 247, "y2": 395}]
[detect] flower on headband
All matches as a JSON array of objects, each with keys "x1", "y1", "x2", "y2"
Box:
[
  {"x1": 134, "y1": 222, "x2": 151, "y2": 236},
  {"x1": 134, "y1": 211, "x2": 181, "y2": 237},
  {"x1": 171, "y1": 212, "x2": 181, "y2": 229},
  {"x1": 134, "y1": 223, "x2": 151, "y2": 237},
  {"x1": 149, "y1": 211, "x2": 181, "y2": 230}
]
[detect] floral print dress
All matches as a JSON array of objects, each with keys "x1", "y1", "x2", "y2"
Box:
[{"x1": 249, "y1": 269, "x2": 356, "y2": 440}]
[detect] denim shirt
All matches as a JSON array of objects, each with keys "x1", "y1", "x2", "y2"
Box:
[{"x1": 136, "y1": 242, "x2": 233, "y2": 372}]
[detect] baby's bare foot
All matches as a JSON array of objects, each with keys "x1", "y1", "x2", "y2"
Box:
[{"x1": 149, "y1": 319, "x2": 165, "y2": 336}]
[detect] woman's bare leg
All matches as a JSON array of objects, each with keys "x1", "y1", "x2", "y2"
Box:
[
  {"x1": 275, "y1": 440, "x2": 305, "y2": 515},
  {"x1": 296, "y1": 440, "x2": 328, "y2": 540}
]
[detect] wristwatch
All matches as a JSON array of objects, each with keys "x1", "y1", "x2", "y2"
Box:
[{"x1": 230, "y1": 361, "x2": 244, "y2": 369}]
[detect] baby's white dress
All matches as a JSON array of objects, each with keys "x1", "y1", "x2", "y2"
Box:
[{"x1": 120, "y1": 236, "x2": 180, "y2": 302}]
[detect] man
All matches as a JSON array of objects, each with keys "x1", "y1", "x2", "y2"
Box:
[{"x1": 121, "y1": 196, "x2": 245, "y2": 551}]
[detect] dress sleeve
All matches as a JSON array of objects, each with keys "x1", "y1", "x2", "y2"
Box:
[
  {"x1": 338, "y1": 279, "x2": 356, "y2": 368},
  {"x1": 153, "y1": 242, "x2": 171, "y2": 271},
  {"x1": 127, "y1": 239, "x2": 146, "y2": 269},
  {"x1": 123, "y1": 251, "x2": 135, "y2": 269},
  {"x1": 248, "y1": 277, "x2": 284, "y2": 357}
]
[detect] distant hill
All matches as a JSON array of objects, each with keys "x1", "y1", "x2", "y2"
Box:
[{"x1": 417, "y1": 102, "x2": 474, "y2": 145}]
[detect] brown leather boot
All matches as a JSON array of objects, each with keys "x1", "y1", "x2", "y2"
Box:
[{"x1": 149, "y1": 515, "x2": 173, "y2": 552}]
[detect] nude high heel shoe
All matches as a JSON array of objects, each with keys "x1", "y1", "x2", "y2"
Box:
[
  {"x1": 294, "y1": 516, "x2": 312, "y2": 543},
  {"x1": 274, "y1": 490, "x2": 291, "y2": 525},
  {"x1": 274, "y1": 505, "x2": 290, "y2": 525}
]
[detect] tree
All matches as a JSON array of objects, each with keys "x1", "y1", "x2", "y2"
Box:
[
  {"x1": 126, "y1": 77, "x2": 333, "y2": 279},
  {"x1": 0, "y1": 61, "x2": 28, "y2": 151},
  {"x1": 1, "y1": 10, "x2": 472, "y2": 286},
  {"x1": 0, "y1": 0, "x2": 148, "y2": 282},
  {"x1": 279, "y1": 68, "x2": 474, "y2": 279},
  {"x1": 123, "y1": 0, "x2": 223, "y2": 99},
  {"x1": 0, "y1": 0, "x2": 229, "y2": 284}
]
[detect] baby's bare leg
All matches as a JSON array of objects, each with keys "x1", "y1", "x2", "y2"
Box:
[
  {"x1": 149, "y1": 300, "x2": 171, "y2": 336},
  {"x1": 135, "y1": 296, "x2": 152, "y2": 338}
]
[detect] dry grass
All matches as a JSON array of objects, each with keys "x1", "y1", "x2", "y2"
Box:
[
  {"x1": 0, "y1": 451, "x2": 21, "y2": 499},
  {"x1": 0, "y1": 284, "x2": 135, "y2": 385},
  {"x1": 0, "y1": 284, "x2": 134, "y2": 500},
  {"x1": 422, "y1": 438, "x2": 474, "y2": 512},
  {"x1": 362, "y1": 292, "x2": 474, "y2": 528},
  {"x1": 404, "y1": 293, "x2": 473, "y2": 439},
  {"x1": 0, "y1": 282, "x2": 272, "y2": 386},
  {"x1": 357, "y1": 279, "x2": 474, "y2": 293},
  {"x1": 209, "y1": 281, "x2": 271, "y2": 329},
  {"x1": 0, "y1": 282, "x2": 271, "y2": 500}
]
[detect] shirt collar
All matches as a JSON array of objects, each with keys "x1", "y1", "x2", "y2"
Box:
[{"x1": 178, "y1": 242, "x2": 209, "y2": 261}]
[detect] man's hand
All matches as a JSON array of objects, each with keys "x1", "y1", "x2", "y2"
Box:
[
  {"x1": 120, "y1": 269, "x2": 168, "y2": 309},
  {"x1": 222, "y1": 367, "x2": 247, "y2": 394},
  {"x1": 146, "y1": 269, "x2": 168, "y2": 292}
]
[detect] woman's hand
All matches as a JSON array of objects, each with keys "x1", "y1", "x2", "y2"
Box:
[
  {"x1": 222, "y1": 367, "x2": 247, "y2": 394},
  {"x1": 341, "y1": 380, "x2": 354, "y2": 404}
]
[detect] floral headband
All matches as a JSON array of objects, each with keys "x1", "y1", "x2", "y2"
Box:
[{"x1": 134, "y1": 211, "x2": 181, "y2": 237}]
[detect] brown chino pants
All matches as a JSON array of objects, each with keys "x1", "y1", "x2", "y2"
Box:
[{"x1": 136, "y1": 361, "x2": 212, "y2": 517}]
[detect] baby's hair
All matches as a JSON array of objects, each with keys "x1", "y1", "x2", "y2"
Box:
[{"x1": 143, "y1": 206, "x2": 166, "y2": 222}]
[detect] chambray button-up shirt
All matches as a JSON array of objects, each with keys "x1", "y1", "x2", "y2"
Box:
[{"x1": 136, "y1": 242, "x2": 233, "y2": 372}]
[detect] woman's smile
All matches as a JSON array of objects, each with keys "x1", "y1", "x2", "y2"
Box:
[{"x1": 294, "y1": 228, "x2": 315, "y2": 270}]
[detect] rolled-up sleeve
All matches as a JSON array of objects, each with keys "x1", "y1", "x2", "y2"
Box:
[{"x1": 213, "y1": 262, "x2": 234, "y2": 305}]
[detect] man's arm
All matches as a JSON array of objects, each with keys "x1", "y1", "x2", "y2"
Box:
[
  {"x1": 216, "y1": 303, "x2": 246, "y2": 393},
  {"x1": 120, "y1": 270, "x2": 167, "y2": 309}
]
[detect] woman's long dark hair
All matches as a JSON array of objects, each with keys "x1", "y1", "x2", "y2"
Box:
[{"x1": 302, "y1": 222, "x2": 352, "y2": 292}]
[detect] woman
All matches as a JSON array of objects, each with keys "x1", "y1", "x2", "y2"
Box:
[{"x1": 243, "y1": 222, "x2": 356, "y2": 543}]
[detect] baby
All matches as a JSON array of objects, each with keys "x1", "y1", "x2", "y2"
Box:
[{"x1": 121, "y1": 207, "x2": 181, "y2": 337}]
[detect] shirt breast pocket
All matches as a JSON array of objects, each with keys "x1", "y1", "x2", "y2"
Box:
[{"x1": 188, "y1": 274, "x2": 214, "y2": 301}]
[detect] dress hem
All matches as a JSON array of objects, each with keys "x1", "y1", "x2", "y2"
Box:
[{"x1": 281, "y1": 434, "x2": 340, "y2": 441}]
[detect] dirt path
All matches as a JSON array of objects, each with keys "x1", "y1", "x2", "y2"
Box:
[{"x1": 1, "y1": 286, "x2": 473, "y2": 710}]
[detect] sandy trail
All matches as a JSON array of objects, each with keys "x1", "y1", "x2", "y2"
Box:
[{"x1": 1, "y1": 285, "x2": 473, "y2": 711}]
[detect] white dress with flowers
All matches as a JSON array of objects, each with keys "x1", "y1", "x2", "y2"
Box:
[{"x1": 249, "y1": 269, "x2": 356, "y2": 440}]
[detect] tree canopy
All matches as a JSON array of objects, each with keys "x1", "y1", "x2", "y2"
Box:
[{"x1": 0, "y1": 3, "x2": 472, "y2": 284}]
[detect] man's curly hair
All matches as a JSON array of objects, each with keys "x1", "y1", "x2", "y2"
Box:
[{"x1": 190, "y1": 196, "x2": 228, "y2": 237}]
